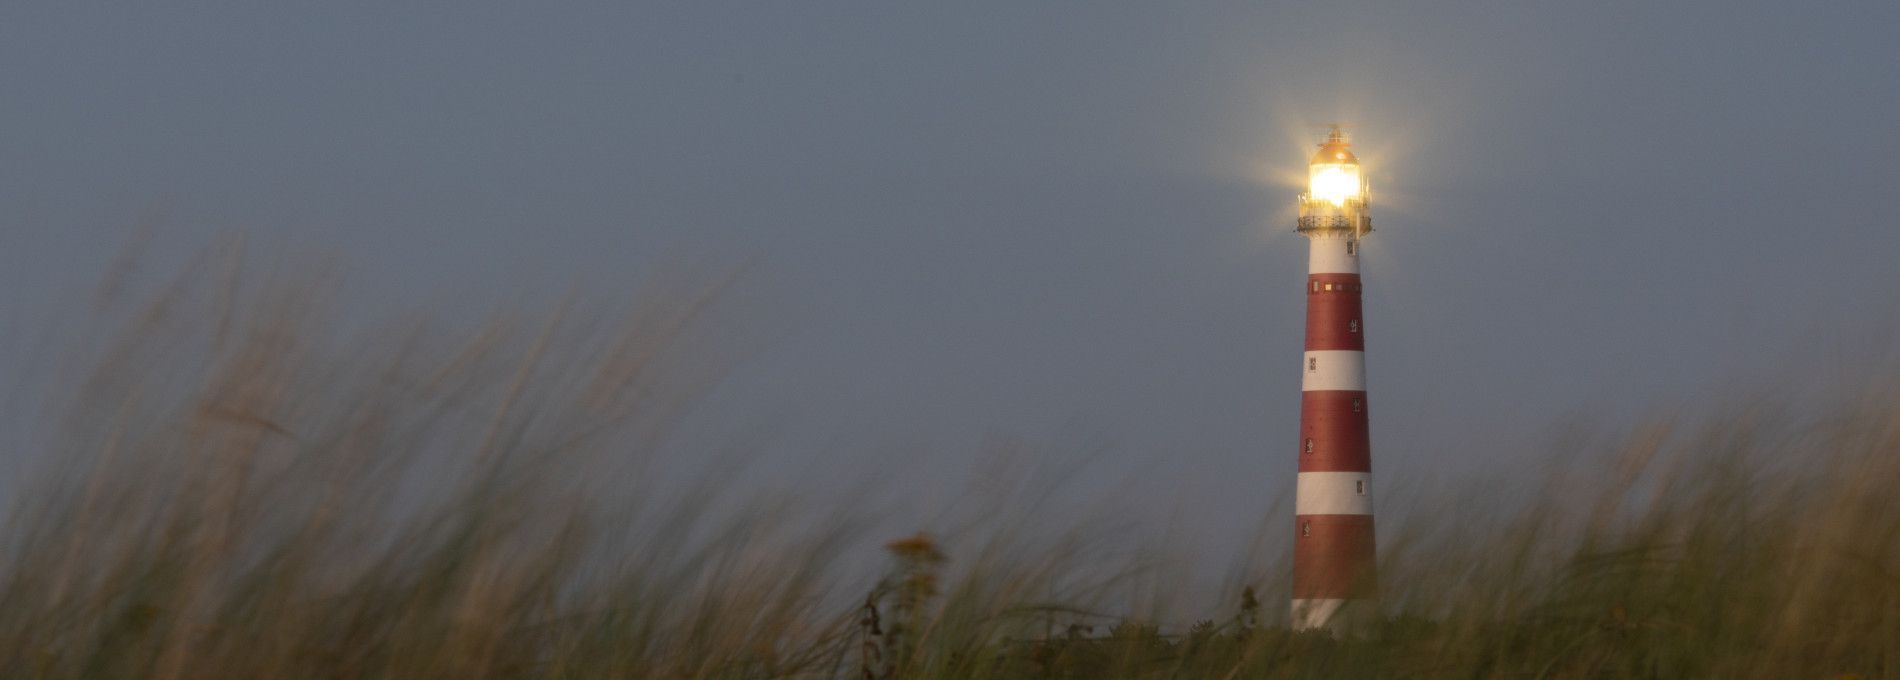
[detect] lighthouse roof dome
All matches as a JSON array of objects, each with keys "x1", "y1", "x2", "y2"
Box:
[{"x1": 1310, "y1": 128, "x2": 1358, "y2": 165}]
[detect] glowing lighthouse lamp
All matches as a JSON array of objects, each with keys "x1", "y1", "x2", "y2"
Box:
[
  {"x1": 1308, "y1": 153, "x2": 1364, "y2": 208},
  {"x1": 1290, "y1": 127, "x2": 1377, "y2": 634}
]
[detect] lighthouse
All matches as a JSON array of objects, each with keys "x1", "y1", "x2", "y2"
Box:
[{"x1": 1290, "y1": 127, "x2": 1377, "y2": 633}]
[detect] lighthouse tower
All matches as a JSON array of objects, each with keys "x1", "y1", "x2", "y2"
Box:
[{"x1": 1291, "y1": 127, "x2": 1377, "y2": 633}]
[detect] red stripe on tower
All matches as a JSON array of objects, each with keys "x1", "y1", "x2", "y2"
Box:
[{"x1": 1291, "y1": 127, "x2": 1377, "y2": 634}]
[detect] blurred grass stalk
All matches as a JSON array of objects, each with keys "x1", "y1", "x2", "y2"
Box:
[{"x1": 3, "y1": 245, "x2": 1898, "y2": 678}]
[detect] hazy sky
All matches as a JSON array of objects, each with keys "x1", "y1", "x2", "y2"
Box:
[{"x1": 4, "y1": 2, "x2": 1899, "y2": 571}]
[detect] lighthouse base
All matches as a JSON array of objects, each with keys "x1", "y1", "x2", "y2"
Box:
[{"x1": 1290, "y1": 598, "x2": 1375, "y2": 636}]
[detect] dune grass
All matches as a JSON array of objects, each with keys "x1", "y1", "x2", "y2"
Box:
[{"x1": 4, "y1": 250, "x2": 1898, "y2": 678}]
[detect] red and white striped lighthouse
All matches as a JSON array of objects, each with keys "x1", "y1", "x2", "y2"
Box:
[{"x1": 1290, "y1": 127, "x2": 1377, "y2": 633}]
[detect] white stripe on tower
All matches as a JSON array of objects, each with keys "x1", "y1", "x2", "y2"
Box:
[
  {"x1": 1288, "y1": 598, "x2": 1350, "y2": 633},
  {"x1": 1307, "y1": 235, "x2": 1359, "y2": 275},
  {"x1": 1294, "y1": 472, "x2": 1373, "y2": 515},
  {"x1": 1301, "y1": 351, "x2": 1366, "y2": 392}
]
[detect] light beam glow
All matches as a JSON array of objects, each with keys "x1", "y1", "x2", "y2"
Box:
[{"x1": 1309, "y1": 163, "x2": 1361, "y2": 206}]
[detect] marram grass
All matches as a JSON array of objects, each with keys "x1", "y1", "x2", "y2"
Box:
[{"x1": 5, "y1": 251, "x2": 1899, "y2": 678}]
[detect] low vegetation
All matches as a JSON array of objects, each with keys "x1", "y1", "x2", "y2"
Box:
[{"x1": 4, "y1": 250, "x2": 1896, "y2": 678}]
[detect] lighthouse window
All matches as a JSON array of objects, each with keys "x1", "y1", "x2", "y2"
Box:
[
  {"x1": 1308, "y1": 357, "x2": 1317, "y2": 371},
  {"x1": 1346, "y1": 241, "x2": 1357, "y2": 256},
  {"x1": 1311, "y1": 281, "x2": 1319, "y2": 292},
  {"x1": 1301, "y1": 522, "x2": 1311, "y2": 537},
  {"x1": 1304, "y1": 438, "x2": 1314, "y2": 454},
  {"x1": 1352, "y1": 398, "x2": 1362, "y2": 413},
  {"x1": 1356, "y1": 480, "x2": 1366, "y2": 495},
  {"x1": 1324, "y1": 283, "x2": 1334, "y2": 291},
  {"x1": 1349, "y1": 319, "x2": 1360, "y2": 333}
]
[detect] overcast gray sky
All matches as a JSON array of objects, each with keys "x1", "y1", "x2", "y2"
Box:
[{"x1": 4, "y1": 2, "x2": 1899, "y2": 575}]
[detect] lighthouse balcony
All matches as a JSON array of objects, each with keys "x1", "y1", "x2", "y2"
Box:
[
  {"x1": 1296, "y1": 196, "x2": 1371, "y2": 236},
  {"x1": 1296, "y1": 213, "x2": 1372, "y2": 236}
]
